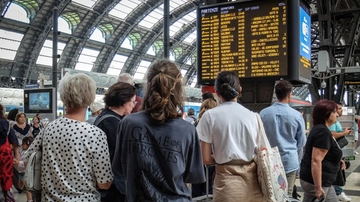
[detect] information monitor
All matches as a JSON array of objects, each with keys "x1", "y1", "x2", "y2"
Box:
[{"x1": 197, "y1": 0, "x2": 311, "y2": 85}]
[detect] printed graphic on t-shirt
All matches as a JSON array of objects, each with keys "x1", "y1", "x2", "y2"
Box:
[{"x1": 127, "y1": 126, "x2": 181, "y2": 201}]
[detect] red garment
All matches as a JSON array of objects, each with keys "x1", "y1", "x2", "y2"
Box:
[{"x1": 0, "y1": 137, "x2": 13, "y2": 192}]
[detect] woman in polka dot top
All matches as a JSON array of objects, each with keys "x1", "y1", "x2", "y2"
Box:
[{"x1": 25, "y1": 73, "x2": 113, "y2": 202}]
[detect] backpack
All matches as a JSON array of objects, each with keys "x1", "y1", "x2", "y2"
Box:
[{"x1": 94, "y1": 114, "x2": 121, "y2": 126}]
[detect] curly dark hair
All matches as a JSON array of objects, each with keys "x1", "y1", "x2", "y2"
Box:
[{"x1": 142, "y1": 60, "x2": 184, "y2": 124}]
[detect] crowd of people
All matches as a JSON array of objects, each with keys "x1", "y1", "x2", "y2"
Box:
[{"x1": 0, "y1": 59, "x2": 359, "y2": 202}]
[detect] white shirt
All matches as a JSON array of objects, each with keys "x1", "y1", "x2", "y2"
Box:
[
  {"x1": 26, "y1": 117, "x2": 113, "y2": 201},
  {"x1": 197, "y1": 102, "x2": 259, "y2": 164}
]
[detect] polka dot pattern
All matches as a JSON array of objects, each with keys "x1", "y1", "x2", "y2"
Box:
[{"x1": 32, "y1": 117, "x2": 113, "y2": 201}]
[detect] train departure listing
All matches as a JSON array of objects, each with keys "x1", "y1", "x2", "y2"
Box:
[{"x1": 199, "y1": 1, "x2": 287, "y2": 81}]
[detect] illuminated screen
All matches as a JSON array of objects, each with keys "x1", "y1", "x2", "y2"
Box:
[
  {"x1": 29, "y1": 92, "x2": 50, "y2": 110},
  {"x1": 299, "y1": 5, "x2": 311, "y2": 81},
  {"x1": 24, "y1": 88, "x2": 53, "y2": 114},
  {"x1": 197, "y1": 0, "x2": 312, "y2": 85}
]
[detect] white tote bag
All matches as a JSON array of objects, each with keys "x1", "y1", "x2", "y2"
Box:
[
  {"x1": 254, "y1": 113, "x2": 288, "y2": 202},
  {"x1": 24, "y1": 133, "x2": 44, "y2": 192}
]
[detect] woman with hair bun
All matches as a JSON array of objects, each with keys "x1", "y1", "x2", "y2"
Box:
[
  {"x1": 113, "y1": 59, "x2": 205, "y2": 202},
  {"x1": 197, "y1": 71, "x2": 265, "y2": 202}
]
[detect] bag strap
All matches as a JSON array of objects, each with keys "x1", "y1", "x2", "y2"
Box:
[
  {"x1": 6, "y1": 124, "x2": 10, "y2": 136},
  {"x1": 94, "y1": 114, "x2": 121, "y2": 126},
  {"x1": 255, "y1": 113, "x2": 272, "y2": 151}
]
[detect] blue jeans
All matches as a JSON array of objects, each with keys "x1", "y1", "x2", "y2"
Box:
[{"x1": 334, "y1": 185, "x2": 343, "y2": 195}]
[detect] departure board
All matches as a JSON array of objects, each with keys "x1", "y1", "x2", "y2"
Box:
[{"x1": 197, "y1": 0, "x2": 312, "y2": 85}]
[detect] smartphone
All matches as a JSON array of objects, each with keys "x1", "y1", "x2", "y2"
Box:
[
  {"x1": 319, "y1": 195, "x2": 325, "y2": 202},
  {"x1": 347, "y1": 127, "x2": 353, "y2": 130}
]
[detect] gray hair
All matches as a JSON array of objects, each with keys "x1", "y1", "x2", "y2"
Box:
[
  {"x1": 58, "y1": 73, "x2": 96, "y2": 109},
  {"x1": 118, "y1": 73, "x2": 134, "y2": 84}
]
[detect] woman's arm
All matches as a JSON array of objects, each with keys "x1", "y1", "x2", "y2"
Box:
[
  {"x1": 201, "y1": 141, "x2": 215, "y2": 165},
  {"x1": 311, "y1": 147, "x2": 328, "y2": 199},
  {"x1": 13, "y1": 143, "x2": 20, "y2": 161}
]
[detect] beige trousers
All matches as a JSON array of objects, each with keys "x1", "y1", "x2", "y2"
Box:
[{"x1": 213, "y1": 160, "x2": 265, "y2": 202}]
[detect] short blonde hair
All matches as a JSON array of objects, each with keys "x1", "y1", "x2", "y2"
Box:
[{"x1": 58, "y1": 73, "x2": 96, "y2": 109}]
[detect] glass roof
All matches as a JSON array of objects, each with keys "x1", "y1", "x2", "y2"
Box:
[
  {"x1": 180, "y1": 69, "x2": 187, "y2": 77},
  {"x1": 109, "y1": 0, "x2": 139, "y2": 20},
  {"x1": 4, "y1": 3, "x2": 30, "y2": 23},
  {"x1": 0, "y1": 29, "x2": 24, "y2": 60},
  {"x1": 58, "y1": 17, "x2": 72, "y2": 34},
  {"x1": 138, "y1": 4, "x2": 163, "y2": 29},
  {"x1": 74, "y1": 48, "x2": 100, "y2": 71},
  {"x1": 90, "y1": 28, "x2": 105, "y2": 43},
  {"x1": 134, "y1": 60, "x2": 151, "y2": 80},
  {"x1": 121, "y1": 37, "x2": 133, "y2": 50},
  {"x1": 170, "y1": 10, "x2": 196, "y2": 37},
  {"x1": 146, "y1": 46, "x2": 156, "y2": 56},
  {"x1": 190, "y1": 77, "x2": 197, "y2": 87},
  {"x1": 107, "y1": 54, "x2": 128, "y2": 76},
  {"x1": 61, "y1": 12, "x2": 81, "y2": 33},
  {"x1": 183, "y1": 30, "x2": 196, "y2": 44},
  {"x1": 0, "y1": 0, "x2": 201, "y2": 87},
  {"x1": 72, "y1": 0, "x2": 97, "y2": 8},
  {"x1": 36, "y1": 40, "x2": 66, "y2": 66}
]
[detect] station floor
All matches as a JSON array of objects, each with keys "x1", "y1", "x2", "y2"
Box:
[{"x1": 13, "y1": 147, "x2": 360, "y2": 201}]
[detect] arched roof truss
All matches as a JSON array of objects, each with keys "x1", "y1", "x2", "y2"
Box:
[
  {"x1": 128, "y1": 32, "x2": 141, "y2": 49},
  {"x1": 3, "y1": 2, "x2": 30, "y2": 23},
  {"x1": 5, "y1": 0, "x2": 71, "y2": 86},
  {"x1": 92, "y1": 0, "x2": 163, "y2": 73},
  {"x1": 61, "y1": 11, "x2": 80, "y2": 33},
  {"x1": 121, "y1": 1, "x2": 199, "y2": 76},
  {"x1": 58, "y1": 0, "x2": 121, "y2": 73},
  {"x1": 13, "y1": 0, "x2": 38, "y2": 21},
  {"x1": 98, "y1": 23, "x2": 114, "y2": 41}
]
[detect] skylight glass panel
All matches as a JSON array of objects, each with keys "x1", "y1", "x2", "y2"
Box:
[
  {"x1": 169, "y1": 11, "x2": 196, "y2": 36},
  {"x1": 121, "y1": 38, "x2": 133, "y2": 50},
  {"x1": 75, "y1": 48, "x2": 100, "y2": 71},
  {"x1": 58, "y1": 17, "x2": 72, "y2": 34},
  {"x1": 181, "y1": 69, "x2": 187, "y2": 77},
  {"x1": 183, "y1": 30, "x2": 196, "y2": 44},
  {"x1": 190, "y1": 77, "x2": 197, "y2": 87},
  {"x1": 169, "y1": 53, "x2": 175, "y2": 61},
  {"x1": 138, "y1": 5, "x2": 163, "y2": 29},
  {"x1": 107, "y1": 54, "x2": 127, "y2": 75},
  {"x1": 107, "y1": 68, "x2": 121, "y2": 76},
  {"x1": 170, "y1": 0, "x2": 188, "y2": 12},
  {"x1": 0, "y1": 29, "x2": 23, "y2": 60},
  {"x1": 146, "y1": 46, "x2": 156, "y2": 56},
  {"x1": 134, "y1": 60, "x2": 151, "y2": 80},
  {"x1": 90, "y1": 28, "x2": 105, "y2": 43},
  {"x1": 72, "y1": 0, "x2": 97, "y2": 8},
  {"x1": 186, "y1": 58, "x2": 192, "y2": 65},
  {"x1": 4, "y1": 3, "x2": 29, "y2": 23},
  {"x1": 109, "y1": 0, "x2": 139, "y2": 20},
  {"x1": 36, "y1": 40, "x2": 66, "y2": 66}
]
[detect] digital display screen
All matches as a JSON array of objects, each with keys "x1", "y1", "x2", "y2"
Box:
[
  {"x1": 29, "y1": 92, "x2": 50, "y2": 110},
  {"x1": 198, "y1": 1, "x2": 287, "y2": 85},
  {"x1": 299, "y1": 5, "x2": 311, "y2": 82}
]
